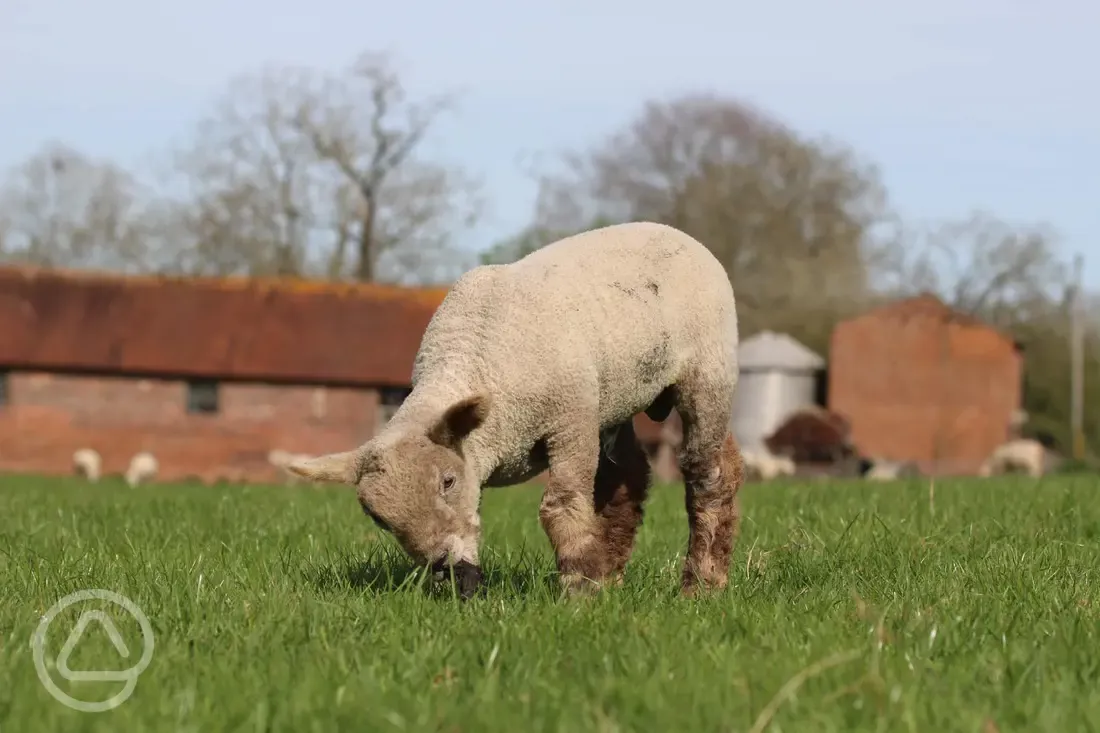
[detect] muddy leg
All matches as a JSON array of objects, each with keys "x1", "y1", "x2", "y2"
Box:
[
  {"x1": 680, "y1": 432, "x2": 743, "y2": 595},
  {"x1": 593, "y1": 422, "x2": 651, "y2": 585},
  {"x1": 539, "y1": 427, "x2": 609, "y2": 595},
  {"x1": 675, "y1": 370, "x2": 744, "y2": 595}
]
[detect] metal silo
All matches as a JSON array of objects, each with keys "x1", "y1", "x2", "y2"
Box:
[{"x1": 731, "y1": 331, "x2": 826, "y2": 452}]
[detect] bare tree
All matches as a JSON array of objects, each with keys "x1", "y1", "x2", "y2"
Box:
[
  {"x1": 514, "y1": 93, "x2": 898, "y2": 346},
  {"x1": 0, "y1": 143, "x2": 153, "y2": 272},
  {"x1": 292, "y1": 50, "x2": 484, "y2": 284},
  {"x1": 151, "y1": 66, "x2": 335, "y2": 278},
  {"x1": 158, "y1": 50, "x2": 483, "y2": 284},
  {"x1": 894, "y1": 211, "x2": 1066, "y2": 327}
]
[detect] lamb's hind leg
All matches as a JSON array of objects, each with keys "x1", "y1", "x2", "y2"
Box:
[
  {"x1": 593, "y1": 420, "x2": 651, "y2": 585},
  {"x1": 675, "y1": 377, "x2": 745, "y2": 596},
  {"x1": 539, "y1": 424, "x2": 609, "y2": 595}
]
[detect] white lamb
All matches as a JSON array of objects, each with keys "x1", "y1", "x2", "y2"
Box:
[
  {"x1": 288, "y1": 221, "x2": 745, "y2": 599},
  {"x1": 978, "y1": 438, "x2": 1046, "y2": 478},
  {"x1": 125, "y1": 452, "x2": 159, "y2": 487},
  {"x1": 864, "y1": 459, "x2": 902, "y2": 481},
  {"x1": 72, "y1": 448, "x2": 102, "y2": 483}
]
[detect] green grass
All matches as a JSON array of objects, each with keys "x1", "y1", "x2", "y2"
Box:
[{"x1": 2, "y1": 474, "x2": 1099, "y2": 733}]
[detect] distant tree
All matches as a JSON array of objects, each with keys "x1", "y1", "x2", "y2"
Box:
[
  {"x1": 477, "y1": 216, "x2": 619, "y2": 266},
  {"x1": 292, "y1": 50, "x2": 484, "y2": 284},
  {"x1": 150, "y1": 66, "x2": 324, "y2": 278},
  {"x1": 511, "y1": 93, "x2": 898, "y2": 353},
  {"x1": 0, "y1": 143, "x2": 153, "y2": 272},
  {"x1": 158, "y1": 50, "x2": 484, "y2": 284},
  {"x1": 890, "y1": 210, "x2": 1067, "y2": 328}
]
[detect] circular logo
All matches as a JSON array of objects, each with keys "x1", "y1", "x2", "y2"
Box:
[{"x1": 30, "y1": 589, "x2": 155, "y2": 713}]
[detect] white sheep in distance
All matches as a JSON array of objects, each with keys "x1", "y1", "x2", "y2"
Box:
[
  {"x1": 72, "y1": 448, "x2": 102, "y2": 482},
  {"x1": 864, "y1": 459, "x2": 902, "y2": 481},
  {"x1": 125, "y1": 452, "x2": 159, "y2": 487},
  {"x1": 268, "y1": 449, "x2": 317, "y2": 486},
  {"x1": 287, "y1": 221, "x2": 745, "y2": 599},
  {"x1": 978, "y1": 438, "x2": 1046, "y2": 478},
  {"x1": 742, "y1": 447, "x2": 796, "y2": 481}
]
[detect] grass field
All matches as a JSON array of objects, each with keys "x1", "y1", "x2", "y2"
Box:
[{"x1": 1, "y1": 474, "x2": 1099, "y2": 732}]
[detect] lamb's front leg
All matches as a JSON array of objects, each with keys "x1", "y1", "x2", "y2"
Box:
[{"x1": 539, "y1": 427, "x2": 609, "y2": 596}]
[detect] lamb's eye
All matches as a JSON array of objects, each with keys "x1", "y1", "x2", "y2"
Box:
[{"x1": 441, "y1": 473, "x2": 456, "y2": 492}]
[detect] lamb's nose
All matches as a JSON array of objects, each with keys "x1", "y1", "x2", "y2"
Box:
[{"x1": 432, "y1": 559, "x2": 483, "y2": 600}]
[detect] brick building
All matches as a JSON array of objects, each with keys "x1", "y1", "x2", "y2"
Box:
[
  {"x1": 827, "y1": 293, "x2": 1023, "y2": 475},
  {"x1": 0, "y1": 265, "x2": 448, "y2": 484}
]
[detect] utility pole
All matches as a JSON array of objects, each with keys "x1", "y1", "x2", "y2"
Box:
[{"x1": 1070, "y1": 253, "x2": 1085, "y2": 460}]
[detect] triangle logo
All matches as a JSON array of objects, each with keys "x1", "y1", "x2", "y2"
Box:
[{"x1": 56, "y1": 610, "x2": 132, "y2": 682}]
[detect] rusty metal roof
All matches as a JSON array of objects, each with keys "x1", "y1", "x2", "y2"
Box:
[{"x1": 0, "y1": 265, "x2": 449, "y2": 387}]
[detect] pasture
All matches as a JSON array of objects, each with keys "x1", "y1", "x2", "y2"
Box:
[{"x1": 1, "y1": 473, "x2": 1098, "y2": 732}]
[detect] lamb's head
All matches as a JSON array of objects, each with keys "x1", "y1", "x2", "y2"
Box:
[{"x1": 286, "y1": 394, "x2": 490, "y2": 598}]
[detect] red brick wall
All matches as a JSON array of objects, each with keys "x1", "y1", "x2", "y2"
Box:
[
  {"x1": 0, "y1": 370, "x2": 380, "y2": 484},
  {"x1": 828, "y1": 313, "x2": 1022, "y2": 475}
]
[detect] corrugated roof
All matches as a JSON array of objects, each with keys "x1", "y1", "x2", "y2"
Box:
[
  {"x1": 739, "y1": 330, "x2": 825, "y2": 371},
  {"x1": 0, "y1": 265, "x2": 449, "y2": 387}
]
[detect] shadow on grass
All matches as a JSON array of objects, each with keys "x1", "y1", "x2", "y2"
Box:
[{"x1": 303, "y1": 552, "x2": 559, "y2": 600}]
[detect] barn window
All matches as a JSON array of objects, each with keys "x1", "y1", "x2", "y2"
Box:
[
  {"x1": 186, "y1": 380, "x2": 220, "y2": 414},
  {"x1": 0, "y1": 370, "x2": 9, "y2": 407},
  {"x1": 377, "y1": 386, "x2": 411, "y2": 429}
]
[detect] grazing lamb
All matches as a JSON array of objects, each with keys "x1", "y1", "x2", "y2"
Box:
[
  {"x1": 978, "y1": 438, "x2": 1047, "y2": 478},
  {"x1": 72, "y1": 448, "x2": 102, "y2": 483},
  {"x1": 288, "y1": 221, "x2": 745, "y2": 599},
  {"x1": 742, "y1": 447, "x2": 795, "y2": 481},
  {"x1": 125, "y1": 452, "x2": 159, "y2": 487},
  {"x1": 863, "y1": 459, "x2": 902, "y2": 481}
]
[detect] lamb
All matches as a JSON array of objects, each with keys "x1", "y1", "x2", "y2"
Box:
[
  {"x1": 858, "y1": 457, "x2": 921, "y2": 481},
  {"x1": 742, "y1": 447, "x2": 795, "y2": 481},
  {"x1": 288, "y1": 221, "x2": 745, "y2": 599},
  {"x1": 863, "y1": 459, "x2": 902, "y2": 481},
  {"x1": 72, "y1": 448, "x2": 102, "y2": 482},
  {"x1": 125, "y1": 451, "x2": 159, "y2": 487},
  {"x1": 978, "y1": 438, "x2": 1047, "y2": 478}
]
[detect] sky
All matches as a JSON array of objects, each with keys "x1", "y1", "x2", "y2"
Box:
[{"x1": 2, "y1": 0, "x2": 1098, "y2": 287}]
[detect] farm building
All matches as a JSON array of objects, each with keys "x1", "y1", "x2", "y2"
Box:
[
  {"x1": 0, "y1": 264, "x2": 692, "y2": 486},
  {"x1": 828, "y1": 293, "x2": 1023, "y2": 476},
  {"x1": 731, "y1": 330, "x2": 825, "y2": 452},
  {"x1": 0, "y1": 265, "x2": 448, "y2": 484}
]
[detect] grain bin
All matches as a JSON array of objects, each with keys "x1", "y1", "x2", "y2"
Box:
[{"x1": 731, "y1": 331, "x2": 826, "y2": 452}]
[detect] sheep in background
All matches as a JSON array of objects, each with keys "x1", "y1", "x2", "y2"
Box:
[
  {"x1": 978, "y1": 438, "x2": 1047, "y2": 478},
  {"x1": 743, "y1": 446, "x2": 796, "y2": 481},
  {"x1": 864, "y1": 460, "x2": 900, "y2": 481},
  {"x1": 268, "y1": 449, "x2": 317, "y2": 486},
  {"x1": 861, "y1": 458, "x2": 921, "y2": 481},
  {"x1": 125, "y1": 452, "x2": 159, "y2": 487},
  {"x1": 72, "y1": 448, "x2": 102, "y2": 482}
]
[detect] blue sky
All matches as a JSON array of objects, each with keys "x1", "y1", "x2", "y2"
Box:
[{"x1": 3, "y1": 0, "x2": 1098, "y2": 286}]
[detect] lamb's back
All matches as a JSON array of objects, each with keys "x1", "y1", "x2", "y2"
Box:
[{"x1": 415, "y1": 222, "x2": 736, "y2": 421}]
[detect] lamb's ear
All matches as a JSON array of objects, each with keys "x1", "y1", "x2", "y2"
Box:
[
  {"x1": 286, "y1": 450, "x2": 361, "y2": 485},
  {"x1": 427, "y1": 395, "x2": 491, "y2": 453}
]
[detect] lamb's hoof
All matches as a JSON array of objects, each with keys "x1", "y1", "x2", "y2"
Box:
[
  {"x1": 558, "y1": 572, "x2": 603, "y2": 599},
  {"x1": 680, "y1": 566, "x2": 729, "y2": 597},
  {"x1": 432, "y1": 559, "x2": 483, "y2": 600}
]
